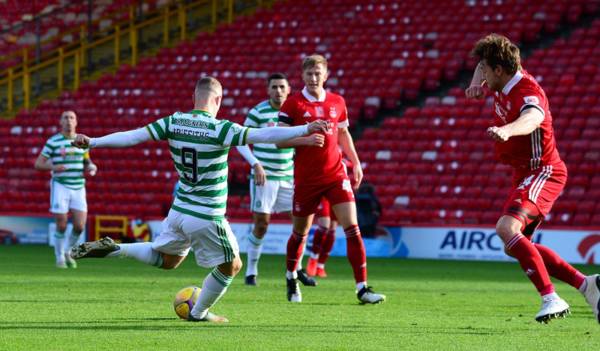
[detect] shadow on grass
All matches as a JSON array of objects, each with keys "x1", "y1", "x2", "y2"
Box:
[{"x1": 0, "y1": 320, "x2": 505, "y2": 336}]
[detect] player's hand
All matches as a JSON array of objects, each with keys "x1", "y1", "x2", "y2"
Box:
[
  {"x1": 465, "y1": 85, "x2": 485, "y2": 100},
  {"x1": 86, "y1": 163, "x2": 98, "y2": 176},
  {"x1": 305, "y1": 133, "x2": 325, "y2": 147},
  {"x1": 52, "y1": 164, "x2": 67, "y2": 172},
  {"x1": 253, "y1": 163, "x2": 266, "y2": 186},
  {"x1": 352, "y1": 163, "x2": 363, "y2": 190},
  {"x1": 307, "y1": 120, "x2": 329, "y2": 134},
  {"x1": 72, "y1": 134, "x2": 91, "y2": 148},
  {"x1": 487, "y1": 126, "x2": 510, "y2": 142}
]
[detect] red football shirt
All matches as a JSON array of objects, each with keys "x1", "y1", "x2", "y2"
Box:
[
  {"x1": 491, "y1": 70, "x2": 562, "y2": 170},
  {"x1": 279, "y1": 87, "x2": 349, "y2": 186}
]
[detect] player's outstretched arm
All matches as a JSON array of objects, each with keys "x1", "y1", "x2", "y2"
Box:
[
  {"x1": 465, "y1": 61, "x2": 485, "y2": 100},
  {"x1": 274, "y1": 122, "x2": 325, "y2": 148},
  {"x1": 246, "y1": 120, "x2": 328, "y2": 145},
  {"x1": 338, "y1": 127, "x2": 363, "y2": 189},
  {"x1": 487, "y1": 108, "x2": 544, "y2": 142},
  {"x1": 72, "y1": 128, "x2": 153, "y2": 149}
]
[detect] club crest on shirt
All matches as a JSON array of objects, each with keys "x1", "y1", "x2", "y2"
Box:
[
  {"x1": 524, "y1": 96, "x2": 539, "y2": 105},
  {"x1": 329, "y1": 106, "x2": 337, "y2": 118}
]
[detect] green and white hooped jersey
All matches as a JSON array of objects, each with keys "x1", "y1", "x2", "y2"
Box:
[
  {"x1": 244, "y1": 100, "x2": 294, "y2": 181},
  {"x1": 41, "y1": 133, "x2": 89, "y2": 189},
  {"x1": 145, "y1": 110, "x2": 249, "y2": 220}
]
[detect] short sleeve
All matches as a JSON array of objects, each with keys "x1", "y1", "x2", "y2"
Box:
[
  {"x1": 515, "y1": 89, "x2": 545, "y2": 117},
  {"x1": 337, "y1": 98, "x2": 349, "y2": 129},
  {"x1": 217, "y1": 120, "x2": 249, "y2": 146},
  {"x1": 40, "y1": 141, "x2": 53, "y2": 158},
  {"x1": 278, "y1": 99, "x2": 295, "y2": 125},
  {"x1": 244, "y1": 109, "x2": 261, "y2": 127},
  {"x1": 145, "y1": 116, "x2": 170, "y2": 141}
]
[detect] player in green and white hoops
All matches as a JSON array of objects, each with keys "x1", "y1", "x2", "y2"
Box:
[
  {"x1": 34, "y1": 111, "x2": 97, "y2": 269},
  {"x1": 236, "y1": 73, "x2": 323, "y2": 286},
  {"x1": 69, "y1": 77, "x2": 328, "y2": 322}
]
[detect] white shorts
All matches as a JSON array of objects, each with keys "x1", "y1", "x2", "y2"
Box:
[
  {"x1": 49, "y1": 181, "x2": 87, "y2": 214},
  {"x1": 152, "y1": 209, "x2": 240, "y2": 268},
  {"x1": 250, "y1": 179, "x2": 293, "y2": 214}
]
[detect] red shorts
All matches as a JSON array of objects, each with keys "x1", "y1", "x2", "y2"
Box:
[
  {"x1": 502, "y1": 162, "x2": 567, "y2": 235},
  {"x1": 316, "y1": 197, "x2": 337, "y2": 221},
  {"x1": 293, "y1": 178, "x2": 355, "y2": 217}
]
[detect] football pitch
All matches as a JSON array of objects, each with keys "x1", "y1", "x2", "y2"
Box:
[{"x1": 0, "y1": 245, "x2": 598, "y2": 350}]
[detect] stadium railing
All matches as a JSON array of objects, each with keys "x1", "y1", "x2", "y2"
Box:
[{"x1": 0, "y1": 0, "x2": 277, "y2": 118}]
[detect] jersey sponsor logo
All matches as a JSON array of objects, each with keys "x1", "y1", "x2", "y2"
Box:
[
  {"x1": 524, "y1": 96, "x2": 540, "y2": 105},
  {"x1": 494, "y1": 102, "x2": 508, "y2": 123},
  {"x1": 303, "y1": 111, "x2": 311, "y2": 118},
  {"x1": 329, "y1": 106, "x2": 337, "y2": 118},
  {"x1": 315, "y1": 107, "x2": 324, "y2": 118},
  {"x1": 172, "y1": 117, "x2": 215, "y2": 130},
  {"x1": 517, "y1": 174, "x2": 535, "y2": 190}
]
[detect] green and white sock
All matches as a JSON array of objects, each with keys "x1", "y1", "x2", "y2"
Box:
[
  {"x1": 246, "y1": 233, "x2": 263, "y2": 277},
  {"x1": 66, "y1": 231, "x2": 82, "y2": 252},
  {"x1": 190, "y1": 268, "x2": 233, "y2": 319},
  {"x1": 108, "y1": 242, "x2": 163, "y2": 267},
  {"x1": 54, "y1": 230, "x2": 66, "y2": 262}
]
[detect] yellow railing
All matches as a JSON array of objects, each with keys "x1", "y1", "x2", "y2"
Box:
[{"x1": 0, "y1": 0, "x2": 276, "y2": 117}]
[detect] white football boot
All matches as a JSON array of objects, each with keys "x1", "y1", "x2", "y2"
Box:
[
  {"x1": 357, "y1": 286, "x2": 386, "y2": 304},
  {"x1": 582, "y1": 274, "x2": 600, "y2": 323},
  {"x1": 535, "y1": 295, "x2": 570, "y2": 323}
]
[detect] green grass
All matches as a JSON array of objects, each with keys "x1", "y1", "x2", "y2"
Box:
[{"x1": 0, "y1": 245, "x2": 599, "y2": 350}]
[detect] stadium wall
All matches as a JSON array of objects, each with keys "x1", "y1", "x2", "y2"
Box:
[{"x1": 2, "y1": 214, "x2": 599, "y2": 265}]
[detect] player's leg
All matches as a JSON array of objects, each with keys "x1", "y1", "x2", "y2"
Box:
[
  {"x1": 317, "y1": 219, "x2": 337, "y2": 278},
  {"x1": 307, "y1": 200, "x2": 330, "y2": 276},
  {"x1": 285, "y1": 214, "x2": 314, "y2": 302},
  {"x1": 71, "y1": 210, "x2": 188, "y2": 269},
  {"x1": 53, "y1": 213, "x2": 69, "y2": 268},
  {"x1": 50, "y1": 181, "x2": 70, "y2": 268},
  {"x1": 497, "y1": 214, "x2": 568, "y2": 322},
  {"x1": 245, "y1": 179, "x2": 277, "y2": 285},
  {"x1": 189, "y1": 219, "x2": 241, "y2": 323},
  {"x1": 332, "y1": 197, "x2": 385, "y2": 304},
  {"x1": 245, "y1": 212, "x2": 270, "y2": 285}
]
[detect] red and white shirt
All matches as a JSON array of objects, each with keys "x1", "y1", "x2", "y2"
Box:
[
  {"x1": 491, "y1": 70, "x2": 562, "y2": 170},
  {"x1": 279, "y1": 87, "x2": 349, "y2": 186}
]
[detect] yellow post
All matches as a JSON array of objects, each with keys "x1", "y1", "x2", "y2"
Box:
[
  {"x1": 74, "y1": 50, "x2": 80, "y2": 90},
  {"x1": 130, "y1": 26, "x2": 138, "y2": 66},
  {"x1": 114, "y1": 26, "x2": 121, "y2": 67},
  {"x1": 80, "y1": 25, "x2": 86, "y2": 68},
  {"x1": 178, "y1": 3, "x2": 186, "y2": 41},
  {"x1": 58, "y1": 48, "x2": 64, "y2": 92},
  {"x1": 7, "y1": 68, "x2": 13, "y2": 111},
  {"x1": 22, "y1": 47, "x2": 28, "y2": 66},
  {"x1": 163, "y1": 6, "x2": 169, "y2": 46},
  {"x1": 227, "y1": 0, "x2": 233, "y2": 24},
  {"x1": 23, "y1": 66, "x2": 30, "y2": 110},
  {"x1": 211, "y1": 0, "x2": 217, "y2": 30}
]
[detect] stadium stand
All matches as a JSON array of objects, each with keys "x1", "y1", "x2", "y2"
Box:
[{"x1": 0, "y1": 0, "x2": 598, "y2": 226}]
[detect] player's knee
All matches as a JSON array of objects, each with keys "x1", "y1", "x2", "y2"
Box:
[
  {"x1": 231, "y1": 257, "x2": 243, "y2": 276},
  {"x1": 160, "y1": 255, "x2": 183, "y2": 270},
  {"x1": 72, "y1": 225, "x2": 84, "y2": 235},
  {"x1": 254, "y1": 221, "x2": 269, "y2": 237},
  {"x1": 56, "y1": 222, "x2": 68, "y2": 233},
  {"x1": 495, "y1": 217, "x2": 521, "y2": 242}
]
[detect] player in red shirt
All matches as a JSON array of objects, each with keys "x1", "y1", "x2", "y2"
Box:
[
  {"x1": 466, "y1": 34, "x2": 599, "y2": 324},
  {"x1": 277, "y1": 54, "x2": 385, "y2": 304}
]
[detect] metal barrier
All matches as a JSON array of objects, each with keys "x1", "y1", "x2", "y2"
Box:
[{"x1": 0, "y1": 0, "x2": 275, "y2": 117}]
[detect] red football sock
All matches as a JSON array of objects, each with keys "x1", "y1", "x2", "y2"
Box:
[
  {"x1": 344, "y1": 225, "x2": 367, "y2": 283},
  {"x1": 318, "y1": 229, "x2": 336, "y2": 265},
  {"x1": 286, "y1": 231, "x2": 306, "y2": 272},
  {"x1": 506, "y1": 234, "x2": 554, "y2": 296},
  {"x1": 534, "y1": 243, "x2": 585, "y2": 289},
  {"x1": 311, "y1": 225, "x2": 328, "y2": 256}
]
